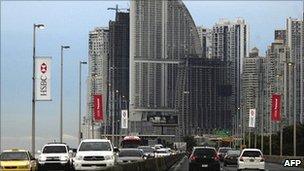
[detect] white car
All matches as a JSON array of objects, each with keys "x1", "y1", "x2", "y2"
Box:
[
  {"x1": 155, "y1": 148, "x2": 171, "y2": 158},
  {"x1": 38, "y1": 142, "x2": 72, "y2": 171},
  {"x1": 73, "y1": 139, "x2": 116, "y2": 170},
  {"x1": 154, "y1": 144, "x2": 164, "y2": 149},
  {"x1": 237, "y1": 148, "x2": 265, "y2": 171}
]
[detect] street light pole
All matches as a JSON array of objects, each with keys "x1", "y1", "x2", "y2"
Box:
[
  {"x1": 60, "y1": 45, "x2": 70, "y2": 143},
  {"x1": 112, "y1": 90, "x2": 118, "y2": 144},
  {"x1": 91, "y1": 73, "x2": 97, "y2": 139},
  {"x1": 293, "y1": 63, "x2": 297, "y2": 156},
  {"x1": 32, "y1": 23, "x2": 45, "y2": 155},
  {"x1": 79, "y1": 61, "x2": 87, "y2": 144},
  {"x1": 269, "y1": 84, "x2": 272, "y2": 155}
]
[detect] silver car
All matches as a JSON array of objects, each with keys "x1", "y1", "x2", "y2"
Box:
[{"x1": 117, "y1": 148, "x2": 145, "y2": 163}]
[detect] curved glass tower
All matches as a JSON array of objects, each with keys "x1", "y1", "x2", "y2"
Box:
[{"x1": 129, "y1": 0, "x2": 202, "y2": 134}]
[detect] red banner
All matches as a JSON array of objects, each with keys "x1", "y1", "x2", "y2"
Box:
[
  {"x1": 271, "y1": 94, "x2": 281, "y2": 121},
  {"x1": 94, "y1": 95, "x2": 103, "y2": 122}
]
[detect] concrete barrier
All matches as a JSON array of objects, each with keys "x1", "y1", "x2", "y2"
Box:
[
  {"x1": 103, "y1": 153, "x2": 185, "y2": 171},
  {"x1": 265, "y1": 155, "x2": 304, "y2": 168}
]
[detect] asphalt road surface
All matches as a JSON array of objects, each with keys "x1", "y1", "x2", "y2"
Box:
[{"x1": 170, "y1": 156, "x2": 304, "y2": 171}]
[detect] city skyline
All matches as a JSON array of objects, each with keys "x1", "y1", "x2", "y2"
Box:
[{"x1": 0, "y1": 1, "x2": 302, "y2": 150}]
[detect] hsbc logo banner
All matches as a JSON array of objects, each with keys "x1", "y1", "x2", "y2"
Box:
[
  {"x1": 35, "y1": 57, "x2": 52, "y2": 101},
  {"x1": 121, "y1": 110, "x2": 128, "y2": 129},
  {"x1": 249, "y1": 109, "x2": 256, "y2": 128}
]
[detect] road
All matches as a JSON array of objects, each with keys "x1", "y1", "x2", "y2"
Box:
[{"x1": 170, "y1": 156, "x2": 304, "y2": 171}]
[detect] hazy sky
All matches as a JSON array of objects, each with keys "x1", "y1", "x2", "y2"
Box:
[{"x1": 0, "y1": 1, "x2": 302, "y2": 151}]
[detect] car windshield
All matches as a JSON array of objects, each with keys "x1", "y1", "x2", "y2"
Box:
[
  {"x1": 119, "y1": 150, "x2": 143, "y2": 157},
  {"x1": 194, "y1": 148, "x2": 216, "y2": 157},
  {"x1": 219, "y1": 148, "x2": 231, "y2": 153},
  {"x1": 138, "y1": 147, "x2": 154, "y2": 153},
  {"x1": 43, "y1": 146, "x2": 67, "y2": 153},
  {"x1": 0, "y1": 152, "x2": 29, "y2": 161},
  {"x1": 156, "y1": 150, "x2": 168, "y2": 154},
  {"x1": 227, "y1": 150, "x2": 240, "y2": 155},
  {"x1": 242, "y1": 151, "x2": 262, "y2": 157},
  {"x1": 79, "y1": 142, "x2": 112, "y2": 151}
]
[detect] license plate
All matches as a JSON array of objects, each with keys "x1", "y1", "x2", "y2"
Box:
[
  {"x1": 202, "y1": 164, "x2": 208, "y2": 167},
  {"x1": 250, "y1": 159, "x2": 254, "y2": 162}
]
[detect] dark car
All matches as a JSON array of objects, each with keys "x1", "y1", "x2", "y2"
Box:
[
  {"x1": 217, "y1": 147, "x2": 232, "y2": 161},
  {"x1": 223, "y1": 150, "x2": 240, "y2": 166},
  {"x1": 189, "y1": 147, "x2": 220, "y2": 171}
]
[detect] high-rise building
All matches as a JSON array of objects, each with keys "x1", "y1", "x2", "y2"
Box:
[
  {"x1": 176, "y1": 57, "x2": 232, "y2": 136},
  {"x1": 86, "y1": 27, "x2": 109, "y2": 139},
  {"x1": 264, "y1": 38, "x2": 290, "y2": 133},
  {"x1": 197, "y1": 27, "x2": 212, "y2": 59},
  {"x1": 129, "y1": 0, "x2": 202, "y2": 135},
  {"x1": 242, "y1": 48, "x2": 265, "y2": 135},
  {"x1": 212, "y1": 18, "x2": 249, "y2": 135},
  {"x1": 286, "y1": 17, "x2": 303, "y2": 124},
  {"x1": 108, "y1": 12, "x2": 130, "y2": 143}
]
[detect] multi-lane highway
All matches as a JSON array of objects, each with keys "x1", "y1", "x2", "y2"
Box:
[{"x1": 170, "y1": 156, "x2": 304, "y2": 171}]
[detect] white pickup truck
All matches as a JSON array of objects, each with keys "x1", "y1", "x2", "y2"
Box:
[{"x1": 73, "y1": 139, "x2": 117, "y2": 170}]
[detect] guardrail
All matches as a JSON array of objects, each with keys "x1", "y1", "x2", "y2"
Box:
[
  {"x1": 265, "y1": 155, "x2": 304, "y2": 168},
  {"x1": 104, "y1": 153, "x2": 186, "y2": 171}
]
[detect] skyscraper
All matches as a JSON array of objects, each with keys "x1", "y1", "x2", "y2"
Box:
[
  {"x1": 286, "y1": 17, "x2": 303, "y2": 124},
  {"x1": 129, "y1": 0, "x2": 202, "y2": 135},
  {"x1": 242, "y1": 48, "x2": 265, "y2": 135},
  {"x1": 197, "y1": 26, "x2": 212, "y2": 59},
  {"x1": 86, "y1": 27, "x2": 109, "y2": 138},
  {"x1": 212, "y1": 18, "x2": 249, "y2": 135},
  {"x1": 108, "y1": 11, "x2": 129, "y2": 143}
]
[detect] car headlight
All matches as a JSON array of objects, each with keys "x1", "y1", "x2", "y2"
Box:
[
  {"x1": 104, "y1": 155, "x2": 113, "y2": 160},
  {"x1": 60, "y1": 156, "x2": 69, "y2": 161},
  {"x1": 39, "y1": 156, "x2": 46, "y2": 161},
  {"x1": 75, "y1": 155, "x2": 83, "y2": 160}
]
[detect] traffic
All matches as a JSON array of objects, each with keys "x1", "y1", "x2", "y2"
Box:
[{"x1": 0, "y1": 136, "x2": 181, "y2": 171}]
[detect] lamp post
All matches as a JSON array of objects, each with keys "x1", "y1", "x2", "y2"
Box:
[
  {"x1": 78, "y1": 61, "x2": 87, "y2": 144},
  {"x1": 91, "y1": 73, "x2": 97, "y2": 139},
  {"x1": 290, "y1": 62, "x2": 296, "y2": 156},
  {"x1": 60, "y1": 45, "x2": 70, "y2": 143},
  {"x1": 112, "y1": 90, "x2": 119, "y2": 144},
  {"x1": 32, "y1": 23, "x2": 45, "y2": 155}
]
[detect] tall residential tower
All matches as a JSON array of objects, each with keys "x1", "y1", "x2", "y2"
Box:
[
  {"x1": 129, "y1": 0, "x2": 202, "y2": 135},
  {"x1": 86, "y1": 27, "x2": 109, "y2": 139}
]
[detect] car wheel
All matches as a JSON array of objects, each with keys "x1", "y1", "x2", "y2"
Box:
[{"x1": 237, "y1": 169, "x2": 242, "y2": 171}]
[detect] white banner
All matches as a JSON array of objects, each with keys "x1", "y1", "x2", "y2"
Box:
[
  {"x1": 121, "y1": 110, "x2": 128, "y2": 129},
  {"x1": 249, "y1": 109, "x2": 256, "y2": 128},
  {"x1": 35, "y1": 57, "x2": 52, "y2": 101}
]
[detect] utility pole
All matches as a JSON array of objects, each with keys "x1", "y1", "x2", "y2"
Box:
[
  {"x1": 293, "y1": 64, "x2": 297, "y2": 156},
  {"x1": 32, "y1": 24, "x2": 45, "y2": 155},
  {"x1": 79, "y1": 61, "x2": 87, "y2": 143},
  {"x1": 60, "y1": 45, "x2": 70, "y2": 143}
]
